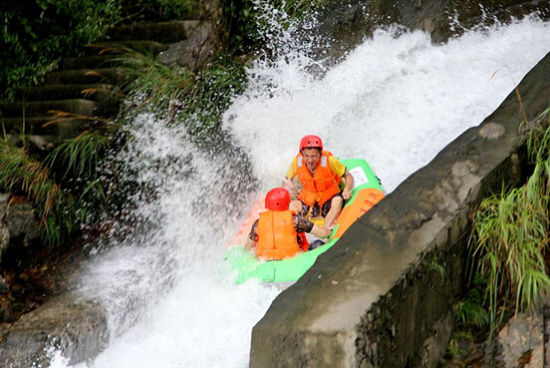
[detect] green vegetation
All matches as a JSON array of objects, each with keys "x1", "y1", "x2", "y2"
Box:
[
  {"x1": 118, "y1": 47, "x2": 248, "y2": 142},
  {"x1": 0, "y1": 123, "x2": 116, "y2": 245},
  {"x1": 1, "y1": 0, "x2": 122, "y2": 102},
  {"x1": 456, "y1": 278, "x2": 490, "y2": 331},
  {"x1": 442, "y1": 278, "x2": 488, "y2": 365},
  {"x1": 0, "y1": 0, "x2": 223, "y2": 247},
  {"x1": 468, "y1": 106, "x2": 550, "y2": 336},
  {"x1": 0, "y1": 142, "x2": 64, "y2": 245},
  {"x1": 175, "y1": 55, "x2": 248, "y2": 141},
  {"x1": 0, "y1": 0, "x2": 321, "y2": 253},
  {"x1": 1, "y1": 0, "x2": 207, "y2": 102},
  {"x1": 0, "y1": 41, "x2": 248, "y2": 249},
  {"x1": 0, "y1": 143, "x2": 60, "y2": 221},
  {"x1": 45, "y1": 130, "x2": 111, "y2": 180},
  {"x1": 1, "y1": 0, "x2": 317, "y2": 101}
]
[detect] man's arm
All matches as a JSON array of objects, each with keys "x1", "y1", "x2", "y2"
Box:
[
  {"x1": 342, "y1": 169, "x2": 354, "y2": 200},
  {"x1": 245, "y1": 220, "x2": 259, "y2": 250},
  {"x1": 328, "y1": 156, "x2": 353, "y2": 200},
  {"x1": 293, "y1": 215, "x2": 330, "y2": 238}
]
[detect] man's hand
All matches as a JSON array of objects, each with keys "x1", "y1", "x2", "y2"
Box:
[
  {"x1": 312, "y1": 224, "x2": 331, "y2": 238},
  {"x1": 342, "y1": 170, "x2": 354, "y2": 200}
]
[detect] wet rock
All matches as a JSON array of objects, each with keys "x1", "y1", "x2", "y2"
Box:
[
  {"x1": 479, "y1": 122, "x2": 506, "y2": 140},
  {"x1": 0, "y1": 227, "x2": 8, "y2": 262},
  {"x1": 28, "y1": 135, "x2": 57, "y2": 152},
  {"x1": 0, "y1": 276, "x2": 8, "y2": 294},
  {"x1": 496, "y1": 312, "x2": 543, "y2": 368},
  {"x1": 0, "y1": 194, "x2": 10, "y2": 263},
  {"x1": 314, "y1": 0, "x2": 550, "y2": 63},
  {"x1": 156, "y1": 21, "x2": 217, "y2": 72},
  {"x1": 5, "y1": 202, "x2": 40, "y2": 247},
  {"x1": 419, "y1": 313, "x2": 455, "y2": 367},
  {"x1": 0, "y1": 292, "x2": 108, "y2": 368},
  {"x1": 0, "y1": 193, "x2": 8, "y2": 218}
]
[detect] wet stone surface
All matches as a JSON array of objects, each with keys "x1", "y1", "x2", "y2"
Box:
[{"x1": 479, "y1": 122, "x2": 506, "y2": 140}]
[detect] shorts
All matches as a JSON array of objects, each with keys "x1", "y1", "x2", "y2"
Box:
[{"x1": 298, "y1": 193, "x2": 343, "y2": 219}]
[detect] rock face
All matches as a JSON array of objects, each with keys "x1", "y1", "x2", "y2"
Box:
[
  {"x1": 0, "y1": 195, "x2": 9, "y2": 260},
  {"x1": 156, "y1": 21, "x2": 219, "y2": 71},
  {"x1": 0, "y1": 292, "x2": 108, "y2": 367},
  {"x1": 314, "y1": 0, "x2": 550, "y2": 61},
  {"x1": 249, "y1": 52, "x2": 550, "y2": 368},
  {"x1": 497, "y1": 312, "x2": 544, "y2": 368},
  {"x1": 0, "y1": 194, "x2": 41, "y2": 264}
]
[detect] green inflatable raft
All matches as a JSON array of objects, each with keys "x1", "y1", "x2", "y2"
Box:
[{"x1": 225, "y1": 158, "x2": 384, "y2": 284}]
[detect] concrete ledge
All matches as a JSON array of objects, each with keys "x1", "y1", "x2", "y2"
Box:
[
  {"x1": 250, "y1": 52, "x2": 550, "y2": 368},
  {"x1": 44, "y1": 69, "x2": 128, "y2": 85},
  {"x1": 84, "y1": 41, "x2": 168, "y2": 56},
  {"x1": 108, "y1": 20, "x2": 200, "y2": 43},
  {"x1": 15, "y1": 84, "x2": 116, "y2": 103},
  {"x1": 0, "y1": 99, "x2": 97, "y2": 118},
  {"x1": 60, "y1": 56, "x2": 121, "y2": 70},
  {"x1": 1, "y1": 116, "x2": 95, "y2": 139}
]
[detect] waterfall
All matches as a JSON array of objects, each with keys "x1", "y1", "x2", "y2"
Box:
[{"x1": 51, "y1": 13, "x2": 550, "y2": 368}]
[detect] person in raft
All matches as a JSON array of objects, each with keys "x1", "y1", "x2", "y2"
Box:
[
  {"x1": 245, "y1": 187, "x2": 331, "y2": 260},
  {"x1": 283, "y1": 135, "x2": 354, "y2": 227}
]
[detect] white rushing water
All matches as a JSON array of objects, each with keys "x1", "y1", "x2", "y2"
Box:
[{"x1": 53, "y1": 13, "x2": 550, "y2": 368}]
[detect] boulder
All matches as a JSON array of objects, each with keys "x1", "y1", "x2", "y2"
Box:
[
  {"x1": 5, "y1": 202, "x2": 40, "y2": 247},
  {"x1": 157, "y1": 21, "x2": 218, "y2": 71},
  {"x1": 496, "y1": 311, "x2": 543, "y2": 368},
  {"x1": 0, "y1": 195, "x2": 10, "y2": 263},
  {"x1": 0, "y1": 195, "x2": 41, "y2": 264},
  {"x1": 0, "y1": 292, "x2": 108, "y2": 367}
]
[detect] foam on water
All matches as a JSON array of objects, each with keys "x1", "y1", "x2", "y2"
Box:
[{"x1": 50, "y1": 14, "x2": 550, "y2": 368}]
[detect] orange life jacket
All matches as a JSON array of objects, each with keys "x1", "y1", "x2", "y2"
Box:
[
  {"x1": 255, "y1": 210, "x2": 307, "y2": 260},
  {"x1": 296, "y1": 150, "x2": 341, "y2": 206}
]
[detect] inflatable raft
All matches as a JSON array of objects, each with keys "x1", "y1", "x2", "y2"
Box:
[{"x1": 225, "y1": 158, "x2": 384, "y2": 284}]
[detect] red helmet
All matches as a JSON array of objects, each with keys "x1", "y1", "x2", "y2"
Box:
[
  {"x1": 265, "y1": 187, "x2": 291, "y2": 211},
  {"x1": 299, "y1": 135, "x2": 323, "y2": 151}
]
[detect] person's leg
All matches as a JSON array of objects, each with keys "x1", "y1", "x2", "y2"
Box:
[{"x1": 323, "y1": 196, "x2": 343, "y2": 227}]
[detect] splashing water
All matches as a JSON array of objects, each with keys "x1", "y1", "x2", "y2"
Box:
[
  {"x1": 226, "y1": 16, "x2": 550, "y2": 192},
  {"x1": 51, "y1": 13, "x2": 550, "y2": 368}
]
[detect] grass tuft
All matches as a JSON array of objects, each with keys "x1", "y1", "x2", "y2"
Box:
[
  {"x1": 0, "y1": 142, "x2": 66, "y2": 245},
  {"x1": 469, "y1": 105, "x2": 550, "y2": 336},
  {"x1": 45, "y1": 130, "x2": 111, "y2": 179}
]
